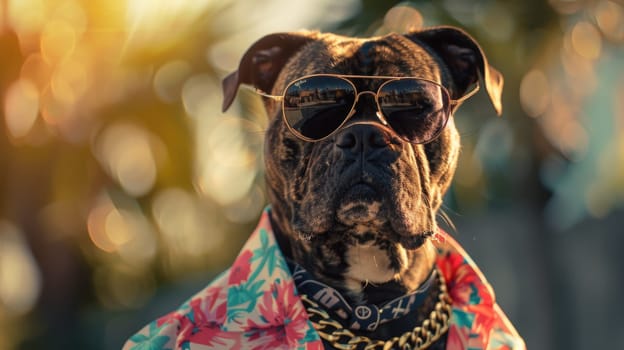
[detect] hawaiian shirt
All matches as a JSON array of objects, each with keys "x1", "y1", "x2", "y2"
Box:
[{"x1": 123, "y1": 208, "x2": 525, "y2": 350}]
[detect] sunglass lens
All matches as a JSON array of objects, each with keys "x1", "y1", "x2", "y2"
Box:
[
  {"x1": 283, "y1": 76, "x2": 355, "y2": 140},
  {"x1": 378, "y1": 79, "x2": 449, "y2": 144}
]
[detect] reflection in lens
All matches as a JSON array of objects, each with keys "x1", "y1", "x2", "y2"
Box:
[
  {"x1": 283, "y1": 76, "x2": 355, "y2": 140},
  {"x1": 379, "y1": 79, "x2": 448, "y2": 143}
]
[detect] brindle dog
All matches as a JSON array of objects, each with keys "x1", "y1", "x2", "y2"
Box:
[{"x1": 222, "y1": 26, "x2": 502, "y2": 349}]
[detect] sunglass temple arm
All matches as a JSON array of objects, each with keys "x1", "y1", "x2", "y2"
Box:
[
  {"x1": 242, "y1": 86, "x2": 284, "y2": 101},
  {"x1": 450, "y1": 84, "x2": 480, "y2": 107}
]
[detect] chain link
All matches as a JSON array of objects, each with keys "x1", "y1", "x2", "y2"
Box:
[{"x1": 301, "y1": 269, "x2": 452, "y2": 350}]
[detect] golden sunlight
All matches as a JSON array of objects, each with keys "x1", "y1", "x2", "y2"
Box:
[
  {"x1": 6, "y1": 0, "x2": 46, "y2": 35},
  {"x1": 123, "y1": 0, "x2": 213, "y2": 55}
]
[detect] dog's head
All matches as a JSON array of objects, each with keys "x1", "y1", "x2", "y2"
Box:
[{"x1": 222, "y1": 27, "x2": 502, "y2": 297}]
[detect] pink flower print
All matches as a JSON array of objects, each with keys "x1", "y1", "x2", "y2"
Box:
[
  {"x1": 438, "y1": 251, "x2": 493, "y2": 307},
  {"x1": 229, "y1": 250, "x2": 253, "y2": 285},
  {"x1": 246, "y1": 280, "x2": 309, "y2": 348},
  {"x1": 179, "y1": 323, "x2": 236, "y2": 349},
  {"x1": 197, "y1": 286, "x2": 228, "y2": 324},
  {"x1": 446, "y1": 324, "x2": 470, "y2": 350},
  {"x1": 248, "y1": 326, "x2": 289, "y2": 350},
  {"x1": 174, "y1": 295, "x2": 237, "y2": 349}
]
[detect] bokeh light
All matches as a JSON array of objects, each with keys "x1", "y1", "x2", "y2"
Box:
[
  {"x1": 87, "y1": 191, "x2": 157, "y2": 266},
  {"x1": 520, "y1": 69, "x2": 550, "y2": 118},
  {"x1": 20, "y1": 53, "x2": 53, "y2": 90},
  {"x1": 182, "y1": 73, "x2": 219, "y2": 118},
  {"x1": 94, "y1": 123, "x2": 159, "y2": 197},
  {"x1": 570, "y1": 21, "x2": 602, "y2": 60},
  {"x1": 377, "y1": 4, "x2": 423, "y2": 33},
  {"x1": 594, "y1": 0, "x2": 624, "y2": 42},
  {"x1": 40, "y1": 19, "x2": 77, "y2": 64},
  {"x1": 196, "y1": 117, "x2": 263, "y2": 206},
  {"x1": 0, "y1": 221, "x2": 42, "y2": 316},
  {"x1": 3, "y1": 78, "x2": 40, "y2": 139},
  {"x1": 50, "y1": 57, "x2": 89, "y2": 107},
  {"x1": 153, "y1": 60, "x2": 192, "y2": 103}
]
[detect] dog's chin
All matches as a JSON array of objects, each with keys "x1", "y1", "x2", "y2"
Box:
[
  {"x1": 334, "y1": 184, "x2": 430, "y2": 245},
  {"x1": 335, "y1": 183, "x2": 385, "y2": 225},
  {"x1": 336, "y1": 203, "x2": 432, "y2": 252},
  {"x1": 336, "y1": 202, "x2": 383, "y2": 228}
]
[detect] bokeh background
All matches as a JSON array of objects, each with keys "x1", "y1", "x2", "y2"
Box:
[{"x1": 0, "y1": 0, "x2": 623, "y2": 349}]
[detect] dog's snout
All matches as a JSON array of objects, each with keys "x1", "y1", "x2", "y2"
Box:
[{"x1": 334, "y1": 124, "x2": 391, "y2": 151}]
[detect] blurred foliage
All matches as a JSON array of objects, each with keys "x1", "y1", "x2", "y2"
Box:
[{"x1": 0, "y1": 0, "x2": 622, "y2": 349}]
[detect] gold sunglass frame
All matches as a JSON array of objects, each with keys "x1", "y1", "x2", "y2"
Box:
[{"x1": 247, "y1": 74, "x2": 480, "y2": 144}]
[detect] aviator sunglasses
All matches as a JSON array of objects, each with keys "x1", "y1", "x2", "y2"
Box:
[{"x1": 250, "y1": 74, "x2": 479, "y2": 144}]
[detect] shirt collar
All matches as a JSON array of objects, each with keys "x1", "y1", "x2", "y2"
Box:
[
  {"x1": 222, "y1": 207, "x2": 523, "y2": 349},
  {"x1": 124, "y1": 206, "x2": 525, "y2": 350}
]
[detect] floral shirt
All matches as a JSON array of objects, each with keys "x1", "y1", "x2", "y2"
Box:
[{"x1": 123, "y1": 208, "x2": 525, "y2": 350}]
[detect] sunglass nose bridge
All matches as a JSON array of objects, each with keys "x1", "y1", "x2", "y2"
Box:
[
  {"x1": 350, "y1": 90, "x2": 382, "y2": 122},
  {"x1": 353, "y1": 90, "x2": 377, "y2": 108},
  {"x1": 355, "y1": 90, "x2": 377, "y2": 99}
]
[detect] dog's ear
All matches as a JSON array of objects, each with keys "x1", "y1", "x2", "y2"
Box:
[
  {"x1": 221, "y1": 32, "x2": 317, "y2": 112},
  {"x1": 405, "y1": 26, "x2": 504, "y2": 115}
]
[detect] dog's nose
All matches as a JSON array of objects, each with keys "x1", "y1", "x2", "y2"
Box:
[{"x1": 334, "y1": 123, "x2": 392, "y2": 151}]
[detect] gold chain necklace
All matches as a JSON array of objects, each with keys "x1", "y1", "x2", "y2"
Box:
[{"x1": 300, "y1": 269, "x2": 452, "y2": 350}]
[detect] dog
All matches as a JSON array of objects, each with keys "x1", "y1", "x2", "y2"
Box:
[{"x1": 124, "y1": 25, "x2": 524, "y2": 350}]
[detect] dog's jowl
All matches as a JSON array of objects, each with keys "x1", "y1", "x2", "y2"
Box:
[{"x1": 125, "y1": 26, "x2": 524, "y2": 350}]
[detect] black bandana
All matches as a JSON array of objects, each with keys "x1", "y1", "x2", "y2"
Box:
[{"x1": 286, "y1": 260, "x2": 436, "y2": 331}]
